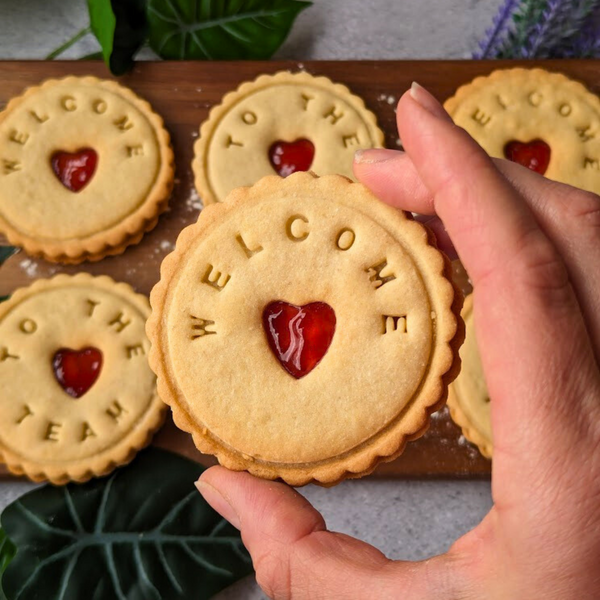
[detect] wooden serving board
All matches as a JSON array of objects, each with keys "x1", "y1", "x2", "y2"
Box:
[{"x1": 4, "y1": 58, "x2": 592, "y2": 480}]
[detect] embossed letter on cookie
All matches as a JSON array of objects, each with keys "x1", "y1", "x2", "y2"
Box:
[
  {"x1": 193, "y1": 71, "x2": 385, "y2": 205},
  {"x1": 0, "y1": 76, "x2": 174, "y2": 263},
  {"x1": 0, "y1": 274, "x2": 166, "y2": 484},
  {"x1": 148, "y1": 173, "x2": 463, "y2": 486}
]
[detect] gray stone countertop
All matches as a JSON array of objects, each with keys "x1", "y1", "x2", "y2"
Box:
[{"x1": 0, "y1": 0, "x2": 498, "y2": 597}]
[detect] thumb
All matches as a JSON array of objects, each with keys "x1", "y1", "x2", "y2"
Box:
[{"x1": 197, "y1": 466, "x2": 466, "y2": 599}]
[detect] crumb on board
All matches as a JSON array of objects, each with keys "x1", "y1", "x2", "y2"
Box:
[{"x1": 186, "y1": 187, "x2": 203, "y2": 212}]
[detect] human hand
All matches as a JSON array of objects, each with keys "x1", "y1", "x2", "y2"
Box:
[{"x1": 196, "y1": 83, "x2": 600, "y2": 599}]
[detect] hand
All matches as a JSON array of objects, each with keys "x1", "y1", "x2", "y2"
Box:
[{"x1": 196, "y1": 83, "x2": 600, "y2": 599}]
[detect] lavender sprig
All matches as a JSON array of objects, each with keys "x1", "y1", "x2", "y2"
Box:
[
  {"x1": 475, "y1": 0, "x2": 600, "y2": 58},
  {"x1": 473, "y1": 0, "x2": 519, "y2": 59},
  {"x1": 554, "y1": 3, "x2": 600, "y2": 56},
  {"x1": 524, "y1": 0, "x2": 600, "y2": 57},
  {"x1": 495, "y1": 0, "x2": 547, "y2": 58},
  {"x1": 523, "y1": 0, "x2": 573, "y2": 56}
]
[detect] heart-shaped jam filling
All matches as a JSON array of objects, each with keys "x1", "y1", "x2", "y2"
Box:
[
  {"x1": 504, "y1": 139, "x2": 550, "y2": 175},
  {"x1": 53, "y1": 347, "x2": 103, "y2": 398},
  {"x1": 269, "y1": 139, "x2": 315, "y2": 177},
  {"x1": 263, "y1": 301, "x2": 336, "y2": 379},
  {"x1": 51, "y1": 148, "x2": 98, "y2": 192}
]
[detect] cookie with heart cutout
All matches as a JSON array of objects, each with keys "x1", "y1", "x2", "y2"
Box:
[
  {"x1": 147, "y1": 172, "x2": 464, "y2": 486},
  {"x1": 444, "y1": 68, "x2": 600, "y2": 193},
  {"x1": 447, "y1": 294, "x2": 492, "y2": 459},
  {"x1": 192, "y1": 70, "x2": 385, "y2": 205},
  {"x1": 0, "y1": 273, "x2": 166, "y2": 484},
  {"x1": 0, "y1": 76, "x2": 174, "y2": 263}
]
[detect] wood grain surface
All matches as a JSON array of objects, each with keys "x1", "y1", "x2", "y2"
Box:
[{"x1": 3, "y1": 59, "x2": 592, "y2": 481}]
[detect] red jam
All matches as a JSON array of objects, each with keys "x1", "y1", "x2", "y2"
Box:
[
  {"x1": 53, "y1": 347, "x2": 103, "y2": 398},
  {"x1": 504, "y1": 140, "x2": 550, "y2": 175},
  {"x1": 51, "y1": 148, "x2": 98, "y2": 192},
  {"x1": 268, "y1": 139, "x2": 315, "y2": 177},
  {"x1": 263, "y1": 301, "x2": 336, "y2": 379}
]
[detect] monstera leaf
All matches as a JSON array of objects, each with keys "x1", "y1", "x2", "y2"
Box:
[
  {"x1": 1, "y1": 449, "x2": 253, "y2": 599},
  {"x1": 147, "y1": 0, "x2": 311, "y2": 60},
  {"x1": 0, "y1": 246, "x2": 18, "y2": 304},
  {"x1": 88, "y1": 0, "x2": 148, "y2": 74},
  {"x1": 0, "y1": 247, "x2": 17, "y2": 266},
  {"x1": 0, "y1": 529, "x2": 16, "y2": 600}
]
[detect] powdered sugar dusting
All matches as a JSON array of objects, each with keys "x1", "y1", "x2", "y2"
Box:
[
  {"x1": 430, "y1": 406, "x2": 449, "y2": 420},
  {"x1": 186, "y1": 187, "x2": 203, "y2": 212},
  {"x1": 20, "y1": 259, "x2": 39, "y2": 278},
  {"x1": 378, "y1": 93, "x2": 397, "y2": 106}
]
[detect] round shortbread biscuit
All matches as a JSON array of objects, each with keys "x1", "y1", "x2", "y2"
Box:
[
  {"x1": 0, "y1": 76, "x2": 174, "y2": 263},
  {"x1": 445, "y1": 68, "x2": 600, "y2": 194},
  {"x1": 447, "y1": 294, "x2": 492, "y2": 459},
  {"x1": 0, "y1": 274, "x2": 166, "y2": 483},
  {"x1": 193, "y1": 71, "x2": 385, "y2": 205},
  {"x1": 148, "y1": 173, "x2": 463, "y2": 486}
]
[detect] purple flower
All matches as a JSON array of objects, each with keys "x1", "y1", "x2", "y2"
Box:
[
  {"x1": 473, "y1": 0, "x2": 519, "y2": 59},
  {"x1": 475, "y1": 0, "x2": 600, "y2": 58}
]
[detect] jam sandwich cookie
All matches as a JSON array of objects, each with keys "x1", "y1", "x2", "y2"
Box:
[
  {"x1": 193, "y1": 71, "x2": 385, "y2": 205},
  {"x1": 0, "y1": 274, "x2": 166, "y2": 483},
  {"x1": 447, "y1": 294, "x2": 492, "y2": 458},
  {"x1": 148, "y1": 173, "x2": 463, "y2": 486},
  {"x1": 0, "y1": 76, "x2": 174, "y2": 263},
  {"x1": 444, "y1": 68, "x2": 600, "y2": 193}
]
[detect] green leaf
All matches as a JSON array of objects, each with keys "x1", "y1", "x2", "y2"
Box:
[
  {"x1": 0, "y1": 529, "x2": 16, "y2": 600},
  {"x1": 0, "y1": 247, "x2": 18, "y2": 266},
  {"x1": 147, "y1": 0, "x2": 311, "y2": 60},
  {"x1": 1, "y1": 449, "x2": 253, "y2": 600},
  {"x1": 79, "y1": 51, "x2": 105, "y2": 60},
  {"x1": 88, "y1": 0, "x2": 148, "y2": 75}
]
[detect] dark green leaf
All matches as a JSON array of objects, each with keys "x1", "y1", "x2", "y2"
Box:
[
  {"x1": 0, "y1": 247, "x2": 18, "y2": 266},
  {"x1": 0, "y1": 297, "x2": 8, "y2": 304},
  {"x1": 1, "y1": 449, "x2": 253, "y2": 600},
  {"x1": 0, "y1": 529, "x2": 16, "y2": 600},
  {"x1": 78, "y1": 51, "x2": 105, "y2": 60},
  {"x1": 147, "y1": 0, "x2": 311, "y2": 60},
  {"x1": 88, "y1": 0, "x2": 148, "y2": 75}
]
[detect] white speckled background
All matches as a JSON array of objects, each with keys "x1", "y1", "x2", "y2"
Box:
[{"x1": 0, "y1": 1, "x2": 498, "y2": 597}]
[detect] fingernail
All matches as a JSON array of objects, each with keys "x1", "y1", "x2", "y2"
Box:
[
  {"x1": 354, "y1": 148, "x2": 404, "y2": 164},
  {"x1": 196, "y1": 480, "x2": 242, "y2": 530},
  {"x1": 410, "y1": 82, "x2": 453, "y2": 122}
]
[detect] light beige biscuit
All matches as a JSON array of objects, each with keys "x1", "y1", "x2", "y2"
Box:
[
  {"x1": 447, "y1": 294, "x2": 492, "y2": 458},
  {"x1": 444, "y1": 68, "x2": 600, "y2": 193},
  {"x1": 148, "y1": 172, "x2": 463, "y2": 486},
  {"x1": 193, "y1": 71, "x2": 385, "y2": 205},
  {"x1": 0, "y1": 76, "x2": 174, "y2": 263},
  {"x1": 0, "y1": 274, "x2": 166, "y2": 483}
]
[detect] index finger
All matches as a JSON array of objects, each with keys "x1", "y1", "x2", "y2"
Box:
[{"x1": 368, "y1": 84, "x2": 599, "y2": 464}]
